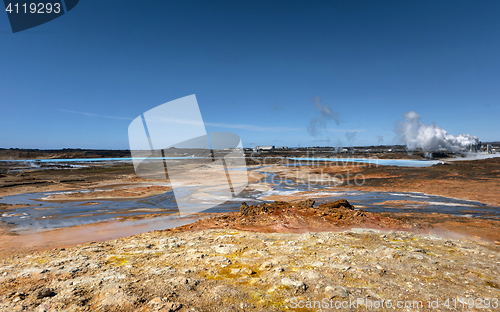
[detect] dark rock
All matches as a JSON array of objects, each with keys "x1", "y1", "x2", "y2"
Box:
[
  {"x1": 297, "y1": 199, "x2": 315, "y2": 208},
  {"x1": 240, "y1": 202, "x2": 250, "y2": 215},
  {"x1": 35, "y1": 288, "x2": 55, "y2": 299},
  {"x1": 318, "y1": 198, "x2": 353, "y2": 210},
  {"x1": 241, "y1": 202, "x2": 275, "y2": 216}
]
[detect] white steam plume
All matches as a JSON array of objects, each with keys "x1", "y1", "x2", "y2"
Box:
[{"x1": 396, "y1": 111, "x2": 480, "y2": 153}]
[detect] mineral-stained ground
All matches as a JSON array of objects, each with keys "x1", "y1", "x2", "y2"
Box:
[
  {"x1": 1, "y1": 153, "x2": 500, "y2": 311},
  {"x1": 0, "y1": 200, "x2": 499, "y2": 311}
]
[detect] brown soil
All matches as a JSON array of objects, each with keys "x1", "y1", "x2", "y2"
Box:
[
  {"x1": 0, "y1": 203, "x2": 37, "y2": 210},
  {"x1": 40, "y1": 185, "x2": 172, "y2": 201},
  {"x1": 179, "y1": 199, "x2": 418, "y2": 233},
  {"x1": 2, "y1": 198, "x2": 499, "y2": 258},
  {"x1": 371, "y1": 200, "x2": 425, "y2": 206},
  {"x1": 265, "y1": 157, "x2": 500, "y2": 206},
  {"x1": 1, "y1": 156, "x2": 499, "y2": 257},
  {"x1": 381, "y1": 211, "x2": 500, "y2": 244},
  {"x1": 0, "y1": 163, "x2": 141, "y2": 197},
  {"x1": 0, "y1": 213, "x2": 210, "y2": 258},
  {"x1": 176, "y1": 199, "x2": 500, "y2": 246},
  {"x1": 349, "y1": 158, "x2": 500, "y2": 206},
  {"x1": 0, "y1": 228, "x2": 498, "y2": 312}
]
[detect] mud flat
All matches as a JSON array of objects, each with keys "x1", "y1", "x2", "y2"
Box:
[
  {"x1": 0, "y1": 156, "x2": 499, "y2": 311},
  {"x1": 0, "y1": 162, "x2": 265, "y2": 198},
  {"x1": 0, "y1": 213, "x2": 211, "y2": 258},
  {"x1": 0, "y1": 162, "x2": 140, "y2": 198},
  {"x1": 1, "y1": 158, "x2": 500, "y2": 254},
  {"x1": 354, "y1": 158, "x2": 500, "y2": 206},
  {"x1": 260, "y1": 157, "x2": 500, "y2": 206},
  {"x1": 39, "y1": 185, "x2": 172, "y2": 201}
]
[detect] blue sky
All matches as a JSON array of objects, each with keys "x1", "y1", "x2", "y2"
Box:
[{"x1": 1, "y1": 1, "x2": 499, "y2": 149}]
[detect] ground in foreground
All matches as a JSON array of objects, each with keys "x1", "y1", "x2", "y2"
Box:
[{"x1": 0, "y1": 227, "x2": 499, "y2": 312}]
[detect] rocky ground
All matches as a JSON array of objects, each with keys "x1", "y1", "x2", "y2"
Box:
[
  {"x1": 0, "y1": 200, "x2": 499, "y2": 312},
  {"x1": 180, "y1": 199, "x2": 420, "y2": 234},
  {"x1": 1, "y1": 154, "x2": 499, "y2": 311},
  {"x1": 175, "y1": 200, "x2": 500, "y2": 244},
  {"x1": 1, "y1": 228, "x2": 499, "y2": 311}
]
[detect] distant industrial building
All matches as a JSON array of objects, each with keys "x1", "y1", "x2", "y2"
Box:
[
  {"x1": 468, "y1": 144, "x2": 479, "y2": 153},
  {"x1": 253, "y1": 146, "x2": 275, "y2": 152}
]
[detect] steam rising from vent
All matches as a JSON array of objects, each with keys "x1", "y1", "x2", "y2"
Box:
[
  {"x1": 307, "y1": 96, "x2": 340, "y2": 137},
  {"x1": 397, "y1": 111, "x2": 480, "y2": 153},
  {"x1": 377, "y1": 135, "x2": 384, "y2": 145},
  {"x1": 345, "y1": 132, "x2": 356, "y2": 145}
]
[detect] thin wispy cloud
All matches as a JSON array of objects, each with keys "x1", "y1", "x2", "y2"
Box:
[
  {"x1": 325, "y1": 128, "x2": 366, "y2": 133},
  {"x1": 206, "y1": 122, "x2": 365, "y2": 133},
  {"x1": 205, "y1": 122, "x2": 302, "y2": 132},
  {"x1": 312, "y1": 139, "x2": 331, "y2": 142},
  {"x1": 59, "y1": 109, "x2": 365, "y2": 133},
  {"x1": 59, "y1": 109, "x2": 134, "y2": 121}
]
